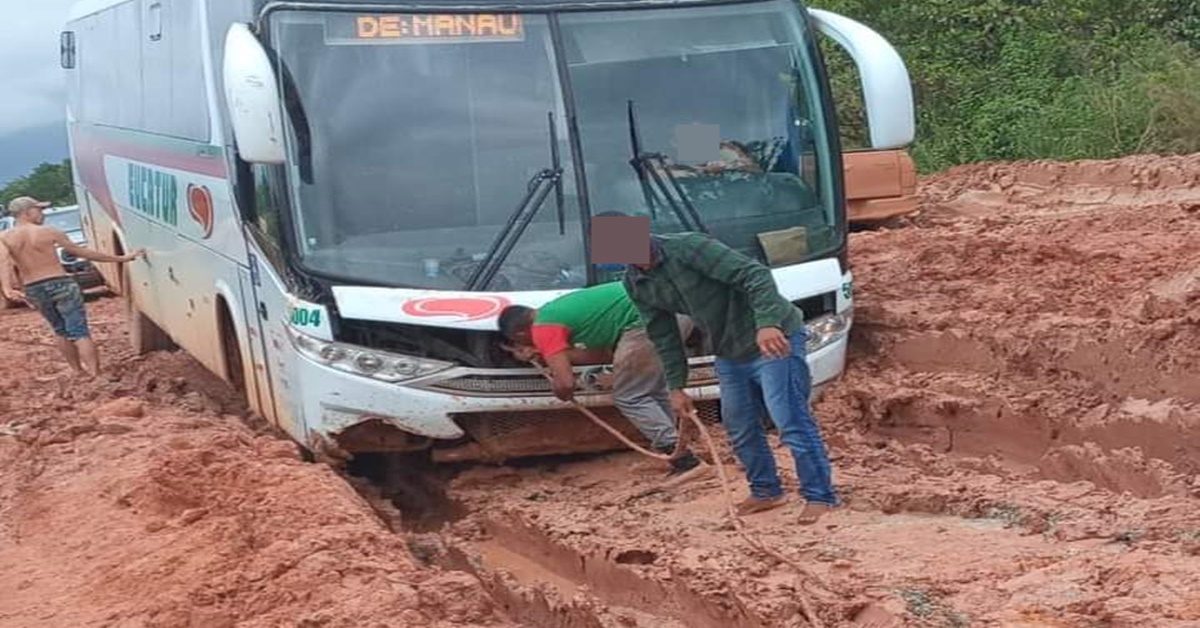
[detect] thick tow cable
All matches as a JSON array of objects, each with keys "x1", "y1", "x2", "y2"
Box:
[{"x1": 527, "y1": 358, "x2": 828, "y2": 628}]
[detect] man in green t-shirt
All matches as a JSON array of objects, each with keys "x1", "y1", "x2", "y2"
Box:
[{"x1": 497, "y1": 281, "x2": 704, "y2": 477}]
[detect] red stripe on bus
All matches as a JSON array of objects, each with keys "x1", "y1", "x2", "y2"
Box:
[{"x1": 70, "y1": 126, "x2": 229, "y2": 226}]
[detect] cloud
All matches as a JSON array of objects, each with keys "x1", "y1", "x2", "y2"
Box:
[{"x1": 0, "y1": 1, "x2": 76, "y2": 137}]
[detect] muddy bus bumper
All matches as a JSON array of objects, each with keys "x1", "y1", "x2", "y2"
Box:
[{"x1": 295, "y1": 326, "x2": 849, "y2": 463}]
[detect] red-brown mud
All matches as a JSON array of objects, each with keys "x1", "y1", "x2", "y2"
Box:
[
  {"x1": 3, "y1": 154, "x2": 1200, "y2": 627},
  {"x1": 432, "y1": 155, "x2": 1200, "y2": 627},
  {"x1": 0, "y1": 300, "x2": 512, "y2": 628}
]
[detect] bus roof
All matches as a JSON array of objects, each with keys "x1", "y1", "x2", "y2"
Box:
[
  {"x1": 68, "y1": 0, "x2": 134, "y2": 22},
  {"x1": 255, "y1": 0, "x2": 766, "y2": 14},
  {"x1": 69, "y1": 0, "x2": 770, "y2": 23}
]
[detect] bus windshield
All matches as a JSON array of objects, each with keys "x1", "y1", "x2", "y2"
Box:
[
  {"x1": 272, "y1": 12, "x2": 584, "y2": 292},
  {"x1": 270, "y1": 0, "x2": 838, "y2": 291},
  {"x1": 560, "y1": 1, "x2": 838, "y2": 263}
]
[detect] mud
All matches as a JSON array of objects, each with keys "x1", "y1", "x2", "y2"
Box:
[
  {"x1": 3, "y1": 153, "x2": 1200, "y2": 627},
  {"x1": 428, "y1": 154, "x2": 1200, "y2": 627},
  {"x1": 0, "y1": 300, "x2": 512, "y2": 628}
]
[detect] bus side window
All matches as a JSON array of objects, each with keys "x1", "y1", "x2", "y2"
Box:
[{"x1": 249, "y1": 164, "x2": 287, "y2": 267}]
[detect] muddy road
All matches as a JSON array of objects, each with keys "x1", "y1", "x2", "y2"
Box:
[{"x1": 3, "y1": 154, "x2": 1200, "y2": 627}]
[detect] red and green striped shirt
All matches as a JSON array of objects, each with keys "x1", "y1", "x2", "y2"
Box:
[{"x1": 530, "y1": 280, "x2": 643, "y2": 358}]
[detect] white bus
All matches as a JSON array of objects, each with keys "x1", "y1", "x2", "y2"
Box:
[{"x1": 62, "y1": 0, "x2": 914, "y2": 463}]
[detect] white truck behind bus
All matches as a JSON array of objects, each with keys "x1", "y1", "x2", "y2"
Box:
[{"x1": 62, "y1": 0, "x2": 914, "y2": 463}]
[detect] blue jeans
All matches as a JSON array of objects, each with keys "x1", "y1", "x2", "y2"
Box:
[
  {"x1": 714, "y1": 330, "x2": 837, "y2": 505},
  {"x1": 25, "y1": 277, "x2": 90, "y2": 340}
]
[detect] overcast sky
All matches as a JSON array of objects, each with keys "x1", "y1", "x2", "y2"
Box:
[
  {"x1": 0, "y1": 1, "x2": 76, "y2": 183},
  {"x1": 1, "y1": 1, "x2": 73, "y2": 136}
]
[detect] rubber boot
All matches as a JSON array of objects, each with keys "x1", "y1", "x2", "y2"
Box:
[{"x1": 657, "y1": 445, "x2": 702, "y2": 476}]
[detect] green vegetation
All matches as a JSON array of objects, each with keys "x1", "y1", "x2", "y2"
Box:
[
  {"x1": 0, "y1": 160, "x2": 77, "y2": 214},
  {"x1": 814, "y1": 0, "x2": 1200, "y2": 172},
  {"x1": 8, "y1": 3, "x2": 1200, "y2": 197}
]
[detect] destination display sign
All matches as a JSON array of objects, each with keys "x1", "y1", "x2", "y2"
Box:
[{"x1": 325, "y1": 13, "x2": 526, "y2": 45}]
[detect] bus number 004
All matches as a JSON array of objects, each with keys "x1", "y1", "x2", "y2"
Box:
[{"x1": 291, "y1": 308, "x2": 322, "y2": 327}]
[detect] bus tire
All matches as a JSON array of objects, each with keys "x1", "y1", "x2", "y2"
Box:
[
  {"x1": 217, "y1": 301, "x2": 247, "y2": 397},
  {"x1": 123, "y1": 266, "x2": 176, "y2": 354}
]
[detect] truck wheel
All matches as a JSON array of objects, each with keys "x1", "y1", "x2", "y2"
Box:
[{"x1": 123, "y1": 266, "x2": 176, "y2": 354}]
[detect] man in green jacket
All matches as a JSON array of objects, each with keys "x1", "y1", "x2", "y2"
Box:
[{"x1": 623, "y1": 231, "x2": 838, "y2": 523}]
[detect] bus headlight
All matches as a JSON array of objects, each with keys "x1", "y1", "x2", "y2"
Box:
[
  {"x1": 288, "y1": 327, "x2": 453, "y2": 383},
  {"x1": 805, "y1": 311, "x2": 852, "y2": 353}
]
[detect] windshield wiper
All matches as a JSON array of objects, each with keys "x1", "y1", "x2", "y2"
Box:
[
  {"x1": 271, "y1": 53, "x2": 314, "y2": 184},
  {"x1": 626, "y1": 101, "x2": 659, "y2": 221},
  {"x1": 626, "y1": 100, "x2": 709, "y2": 235},
  {"x1": 550, "y1": 112, "x2": 567, "y2": 235},
  {"x1": 466, "y1": 112, "x2": 565, "y2": 291}
]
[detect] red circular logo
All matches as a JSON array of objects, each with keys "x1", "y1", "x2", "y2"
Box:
[
  {"x1": 187, "y1": 184, "x2": 215, "y2": 239},
  {"x1": 401, "y1": 296, "x2": 512, "y2": 322}
]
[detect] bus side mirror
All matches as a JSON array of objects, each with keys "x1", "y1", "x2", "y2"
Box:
[
  {"x1": 807, "y1": 9, "x2": 915, "y2": 150},
  {"x1": 223, "y1": 23, "x2": 287, "y2": 165}
]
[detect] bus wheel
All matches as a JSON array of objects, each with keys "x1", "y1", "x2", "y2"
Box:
[
  {"x1": 217, "y1": 302, "x2": 247, "y2": 397},
  {"x1": 123, "y1": 266, "x2": 176, "y2": 354}
]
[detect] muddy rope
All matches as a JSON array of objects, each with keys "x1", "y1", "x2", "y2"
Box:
[
  {"x1": 529, "y1": 359, "x2": 827, "y2": 628},
  {"x1": 683, "y1": 406, "x2": 828, "y2": 628},
  {"x1": 529, "y1": 359, "x2": 689, "y2": 462}
]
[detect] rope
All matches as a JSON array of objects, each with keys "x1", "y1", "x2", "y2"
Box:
[
  {"x1": 681, "y1": 406, "x2": 827, "y2": 628},
  {"x1": 527, "y1": 357, "x2": 827, "y2": 627},
  {"x1": 528, "y1": 358, "x2": 688, "y2": 461}
]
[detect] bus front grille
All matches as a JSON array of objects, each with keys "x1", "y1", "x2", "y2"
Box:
[
  {"x1": 433, "y1": 399, "x2": 721, "y2": 463},
  {"x1": 431, "y1": 374, "x2": 554, "y2": 395},
  {"x1": 422, "y1": 363, "x2": 719, "y2": 397}
]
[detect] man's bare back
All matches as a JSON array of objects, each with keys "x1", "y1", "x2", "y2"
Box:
[
  {"x1": 0, "y1": 225, "x2": 74, "y2": 286},
  {"x1": 1, "y1": 196, "x2": 147, "y2": 378}
]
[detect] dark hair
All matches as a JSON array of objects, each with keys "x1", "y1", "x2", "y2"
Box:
[
  {"x1": 594, "y1": 210, "x2": 631, "y2": 218},
  {"x1": 497, "y1": 305, "x2": 535, "y2": 340}
]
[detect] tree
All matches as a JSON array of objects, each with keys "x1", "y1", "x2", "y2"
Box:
[{"x1": 0, "y1": 160, "x2": 77, "y2": 214}]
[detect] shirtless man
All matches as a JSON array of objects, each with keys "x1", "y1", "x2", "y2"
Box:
[{"x1": 0, "y1": 197, "x2": 145, "y2": 377}]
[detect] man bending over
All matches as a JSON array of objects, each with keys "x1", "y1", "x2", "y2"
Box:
[{"x1": 497, "y1": 280, "x2": 706, "y2": 479}]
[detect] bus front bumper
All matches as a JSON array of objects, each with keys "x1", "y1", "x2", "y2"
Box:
[{"x1": 294, "y1": 320, "x2": 849, "y2": 461}]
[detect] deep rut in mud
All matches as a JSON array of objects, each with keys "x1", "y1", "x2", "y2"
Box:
[{"x1": 346, "y1": 452, "x2": 725, "y2": 628}]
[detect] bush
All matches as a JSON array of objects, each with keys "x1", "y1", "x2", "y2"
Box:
[{"x1": 812, "y1": 0, "x2": 1200, "y2": 172}]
